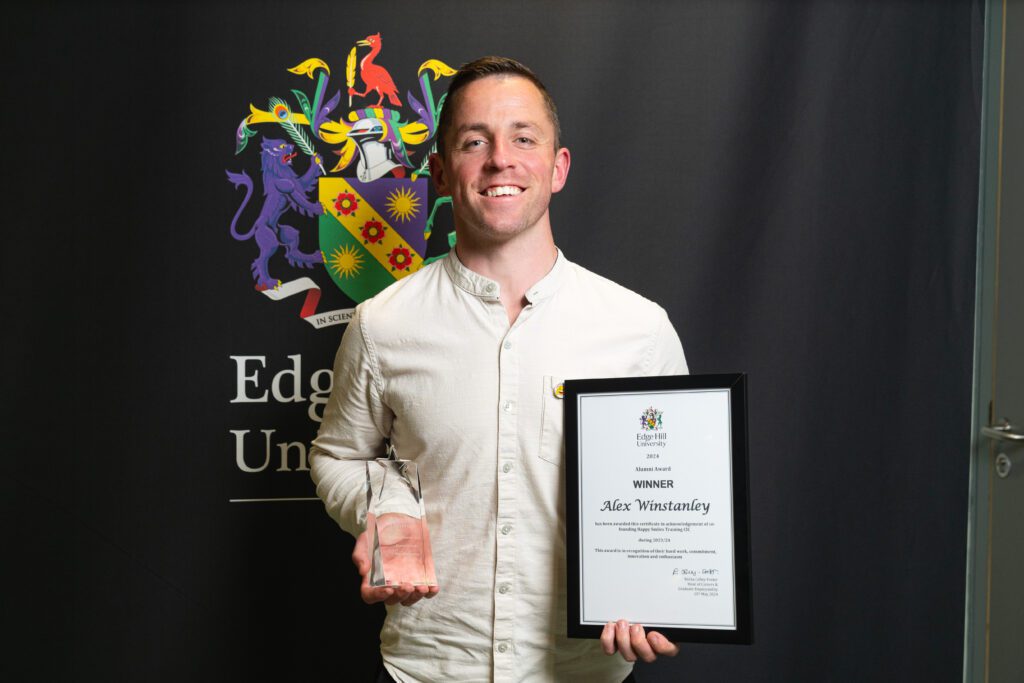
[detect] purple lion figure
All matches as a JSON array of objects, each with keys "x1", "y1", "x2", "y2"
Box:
[{"x1": 226, "y1": 137, "x2": 324, "y2": 290}]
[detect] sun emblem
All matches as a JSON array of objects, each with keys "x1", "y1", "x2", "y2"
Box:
[
  {"x1": 328, "y1": 245, "x2": 364, "y2": 278},
  {"x1": 639, "y1": 406, "x2": 663, "y2": 431},
  {"x1": 385, "y1": 187, "x2": 421, "y2": 222},
  {"x1": 388, "y1": 247, "x2": 413, "y2": 271},
  {"x1": 334, "y1": 192, "x2": 359, "y2": 216},
  {"x1": 361, "y1": 220, "x2": 387, "y2": 244}
]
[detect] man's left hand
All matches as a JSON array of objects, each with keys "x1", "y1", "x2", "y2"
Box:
[{"x1": 600, "y1": 620, "x2": 679, "y2": 663}]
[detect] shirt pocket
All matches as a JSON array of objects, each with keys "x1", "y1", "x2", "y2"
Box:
[{"x1": 538, "y1": 375, "x2": 565, "y2": 466}]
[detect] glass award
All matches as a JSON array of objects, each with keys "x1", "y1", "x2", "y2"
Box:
[{"x1": 365, "y1": 449, "x2": 437, "y2": 587}]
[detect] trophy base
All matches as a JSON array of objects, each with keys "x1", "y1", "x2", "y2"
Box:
[{"x1": 367, "y1": 511, "x2": 437, "y2": 587}]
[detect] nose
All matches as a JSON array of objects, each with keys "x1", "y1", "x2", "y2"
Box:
[{"x1": 487, "y1": 137, "x2": 514, "y2": 170}]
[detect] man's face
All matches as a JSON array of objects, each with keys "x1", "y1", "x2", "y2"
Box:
[{"x1": 430, "y1": 76, "x2": 570, "y2": 246}]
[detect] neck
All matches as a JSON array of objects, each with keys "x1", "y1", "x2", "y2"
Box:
[
  {"x1": 362, "y1": 44, "x2": 380, "y2": 65},
  {"x1": 454, "y1": 229, "x2": 558, "y2": 325}
]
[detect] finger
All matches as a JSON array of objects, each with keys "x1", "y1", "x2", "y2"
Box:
[
  {"x1": 351, "y1": 548, "x2": 368, "y2": 575},
  {"x1": 630, "y1": 624, "x2": 657, "y2": 663},
  {"x1": 424, "y1": 584, "x2": 441, "y2": 599},
  {"x1": 360, "y1": 585, "x2": 394, "y2": 605},
  {"x1": 400, "y1": 585, "x2": 431, "y2": 607},
  {"x1": 351, "y1": 534, "x2": 370, "y2": 576},
  {"x1": 614, "y1": 620, "x2": 636, "y2": 662},
  {"x1": 384, "y1": 583, "x2": 416, "y2": 606},
  {"x1": 647, "y1": 631, "x2": 680, "y2": 657},
  {"x1": 599, "y1": 622, "x2": 617, "y2": 655},
  {"x1": 357, "y1": 548, "x2": 388, "y2": 605}
]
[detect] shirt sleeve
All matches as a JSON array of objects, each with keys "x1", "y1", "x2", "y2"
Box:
[
  {"x1": 309, "y1": 304, "x2": 393, "y2": 537},
  {"x1": 645, "y1": 307, "x2": 689, "y2": 376}
]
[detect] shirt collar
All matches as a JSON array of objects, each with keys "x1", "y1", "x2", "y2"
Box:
[
  {"x1": 524, "y1": 249, "x2": 566, "y2": 303},
  {"x1": 442, "y1": 248, "x2": 567, "y2": 303}
]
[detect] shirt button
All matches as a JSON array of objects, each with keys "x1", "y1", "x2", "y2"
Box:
[
  {"x1": 503, "y1": 340, "x2": 512, "y2": 350},
  {"x1": 485, "y1": 283, "x2": 496, "y2": 294},
  {"x1": 503, "y1": 401, "x2": 513, "y2": 412},
  {"x1": 500, "y1": 524, "x2": 512, "y2": 535},
  {"x1": 497, "y1": 642, "x2": 509, "y2": 653},
  {"x1": 499, "y1": 583, "x2": 511, "y2": 594},
  {"x1": 502, "y1": 462, "x2": 513, "y2": 473}
]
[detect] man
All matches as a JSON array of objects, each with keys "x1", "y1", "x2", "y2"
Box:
[{"x1": 311, "y1": 56, "x2": 687, "y2": 683}]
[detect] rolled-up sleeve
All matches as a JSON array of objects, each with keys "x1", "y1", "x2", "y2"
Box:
[{"x1": 309, "y1": 304, "x2": 393, "y2": 537}]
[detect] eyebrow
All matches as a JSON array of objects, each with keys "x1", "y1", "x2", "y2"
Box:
[{"x1": 455, "y1": 121, "x2": 542, "y2": 136}]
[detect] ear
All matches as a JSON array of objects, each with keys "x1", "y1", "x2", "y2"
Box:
[
  {"x1": 550, "y1": 147, "x2": 571, "y2": 194},
  {"x1": 429, "y1": 153, "x2": 451, "y2": 197}
]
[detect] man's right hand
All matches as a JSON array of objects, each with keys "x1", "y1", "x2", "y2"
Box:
[{"x1": 352, "y1": 529, "x2": 440, "y2": 606}]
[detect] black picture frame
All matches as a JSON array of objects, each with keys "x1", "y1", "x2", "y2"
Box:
[{"x1": 564, "y1": 373, "x2": 752, "y2": 644}]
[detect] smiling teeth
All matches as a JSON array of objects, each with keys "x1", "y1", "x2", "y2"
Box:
[{"x1": 484, "y1": 186, "x2": 522, "y2": 197}]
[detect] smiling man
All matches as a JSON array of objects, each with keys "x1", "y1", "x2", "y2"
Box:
[{"x1": 311, "y1": 57, "x2": 688, "y2": 683}]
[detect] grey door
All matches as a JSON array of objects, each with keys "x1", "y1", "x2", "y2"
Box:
[{"x1": 965, "y1": 1, "x2": 1024, "y2": 681}]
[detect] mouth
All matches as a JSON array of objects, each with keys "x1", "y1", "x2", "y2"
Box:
[
  {"x1": 480, "y1": 185, "x2": 524, "y2": 198},
  {"x1": 283, "y1": 152, "x2": 298, "y2": 164}
]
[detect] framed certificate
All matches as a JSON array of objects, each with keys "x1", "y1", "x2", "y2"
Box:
[{"x1": 564, "y1": 374, "x2": 752, "y2": 644}]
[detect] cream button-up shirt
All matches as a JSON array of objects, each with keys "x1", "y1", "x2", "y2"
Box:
[{"x1": 311, "y1": 250, "x2": 688, "y2": 683}]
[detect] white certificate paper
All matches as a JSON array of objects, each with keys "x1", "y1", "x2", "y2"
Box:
[{"x1": 565, "y1": 375, "x2": 751, "y2": 643}]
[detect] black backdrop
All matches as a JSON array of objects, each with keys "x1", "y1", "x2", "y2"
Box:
[{"x1": 3, "y1": 1, "x2": 982, "y2": 681}]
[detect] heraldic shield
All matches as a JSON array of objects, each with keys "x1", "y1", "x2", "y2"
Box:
[{"x1": 319, "y1": 176, "x2": 429, "y2": 303}]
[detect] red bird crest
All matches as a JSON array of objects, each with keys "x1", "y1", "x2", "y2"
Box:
[{"x1": 348, "y1": 33, "x2": 402, "y2": 108}]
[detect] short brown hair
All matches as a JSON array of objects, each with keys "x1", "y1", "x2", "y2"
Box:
[{"x1": 435, "y1": 56, "x2": 561, "y2": 157}]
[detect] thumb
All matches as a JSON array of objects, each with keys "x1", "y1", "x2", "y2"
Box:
[
  {"x1": 352, "y1": 533, "x2": 371, "y2": 576},
  {"x1": 648, "y1": 631, "x2": 680, "y2": 656}
]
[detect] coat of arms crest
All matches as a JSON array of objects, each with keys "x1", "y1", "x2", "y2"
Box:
[{"x1": 225, "y1": 34, "x2": 455, "y2": 328}]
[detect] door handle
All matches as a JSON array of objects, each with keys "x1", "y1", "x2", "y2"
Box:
[{"x1": 981, "y1": 419, "x2": 1024, "y2": 442}]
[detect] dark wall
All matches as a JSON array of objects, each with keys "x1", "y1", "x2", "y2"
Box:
[{"x1": 3, "y1": 1, "x2": 981, "y2": 681}]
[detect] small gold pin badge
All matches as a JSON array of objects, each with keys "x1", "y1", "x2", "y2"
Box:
[{"x1": 553, "y1": 383, "x2": 564, "y2": 399}]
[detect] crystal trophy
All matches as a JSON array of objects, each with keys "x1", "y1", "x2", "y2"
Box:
[{"x1": 365, "y1": 447, "x2": 437, "y2": 586}]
